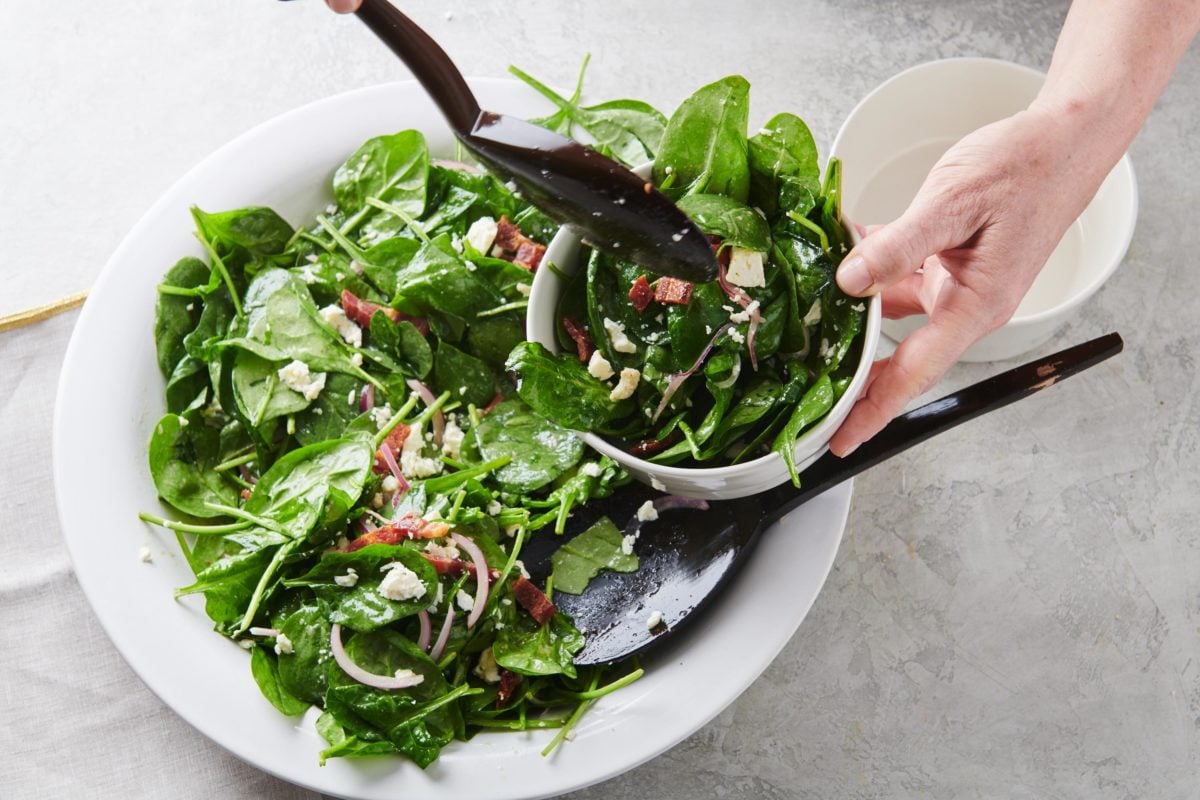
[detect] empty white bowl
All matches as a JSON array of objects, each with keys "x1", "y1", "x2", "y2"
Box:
[
  {"x1": 831, "y1": 57, "x2": 1138, "y2": 361},
  {"x1": 526, "y1": 166, "x2": 881, "y2": 500}
]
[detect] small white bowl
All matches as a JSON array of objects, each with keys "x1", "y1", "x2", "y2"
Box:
[
  {"x1": 831, "y1": 57, "x2": 1137, "y2": 362},
  {"x1": 527, "y1": 166, "x2": 881, "y2": 499}
]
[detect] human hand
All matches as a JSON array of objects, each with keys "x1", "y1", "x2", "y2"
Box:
[
  {"x1": 828, "y1": 105, "x2": 1109, "y2": 456},
  {"x1": 325, "y1": 0, "x2": 361, "y2": 12}
]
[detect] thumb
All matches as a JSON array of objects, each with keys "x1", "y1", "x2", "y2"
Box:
[{"x1": 836, "y1": 202, "x2": 964, "y2": 298}]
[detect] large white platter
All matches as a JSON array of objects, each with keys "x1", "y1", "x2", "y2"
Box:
[{"x1": 53, "y1": 78, "x2": 851, "y2": 799}]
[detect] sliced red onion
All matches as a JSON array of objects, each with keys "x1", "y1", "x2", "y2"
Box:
[
  {"x1": 356, "y1": 515, "x2": 377, "y2": 534},
  {"x1": 330, "y1": 623, "x2": 424, "y2": 690},
  {"x1": 417, "y1": 610, "x2": 432, "y2": 652},
  {"x1": 450, "y1": 532, "x2": 489, "y2": 629},
  {"x1": 359, "y1": 384, "x2": 375, "y2": 412},
  {"x1": 652, "y1": 323, "x2": 733, "y2": 422},
  {"x1": 712, "y1": 355, "x2": 742, "y2": 390},
  {"x1": 377, "y1": 441, "x2": 408, "y2": 505},
  {"x1": 653, "y1": 495, "x2": 711, "y2": 513},
  {"x1": 746, "y1": 303, "x2": 763, "y2": 371},
  {"x1": 717, "y1": 257, "x2": 754, "y2": 309},
  {"x1": 406, "y1": 378, "x2": 445, "y2": 446},
  {"x1": 238, "y1": 465, "x2": 257, "y2": 485},
  {"x1": 248, "y1": 626, "x2": 280, "y2": 637},
  {"x1": 429, "y1": 607, "x2": 455, "y2": 662}
]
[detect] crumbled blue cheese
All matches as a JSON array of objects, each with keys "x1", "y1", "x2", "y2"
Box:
[
  {"x1": 580, "y1": 462, "x2": 602, "y2": 478},
  {"x1": 636, "y1": 500, "x2": 658, "y2": 522},
  {"x1": 319, "y1": 304, "x2": 363, "y2": 348},
  {"x1": 393, "y1": 668, "x2": 421, "y2": 683},
  {"x1": 621, "y1": 534, "x2": 636, "y2": 555},
  {"x1": 299, "y1": 265, "x2": 319, "y2": 284},
  {"x1": 610, "y1": 368, "x2": 641, "y2": 401},
  {"x1": 852, "y1": 302, "x2": 866, "y2": 312},
  {"x1": 277, "y1": 360, "x2": 326, "y2": 401},
  {"x1": 515, "y1": 282, "x2": 532, "y2": 296},
  {"x1": 378, "y1": 562, "x2": 427, "y2": 602},
  {"x1": 646, "y1": 610, "x2": 663, "y2": 629},
  {"x1": 347, "y1": 389, "x2": 356, "y2": 406},
  {"x1": 372, "y1": 404, "x2": 394, "y2": 431},
  {"x1": 334, "y1": 568, "x2": 359, "y2": 587},
  {"x1": 382, "y1": 475, "x2": 400, "y2": 493},
  {"x1": 729, "y1": 300, "x2": 759, "y2": 324},
  {"x1": 441, "y1": 417, "x2": 465, "y2": 460},
  {"x1": 603, "y1": 318, "x2": 637, "y2": 353},
  {"x1": 514, "y1": 560, "x2": 530, "y2": 579},
  {"x1": 138, "y1": 546, "x2": 153, "y2": 564},
  {"x1": 450, "y1": 233, "x2": 463, "y2": 253},
  {"x1": 651, "y1": 476, "x2": 666, "y2": 491},
  {"x1": 424, "y1": 540, "x2": 460, "y2": 561},
  {"x1": 587, "y1": 350, "x2": 615, "y2": 381},
  {"x1": 455, "y1": 589, "x2": 475, "y2": 612},
  {"x1": 726, "y1": 248, "x2": 766, "y2": 288},
  {"x1": 504, "y1": 523, "x2": 522, "y2": 538},
  {"x1": 351, "y1": 352, "x2": 363, "y2": 367},
  {"x1": 728, "y1": 328, "x2": 746, "y2": 345},
  {"x1": 487, "y1": 500, "x2": 503, "y2": 516},
  {"x1": 427, "y1": 581, "x2": 445, "y2": 613},
  {"x1": 474, "y1": 647, "x2": 501, "y2": 683},
  {"x1": 803, "y1": 299, "x2": 822, "y2": 326},
  {"x1": 274, "y1": 633, "x2": 294, "y2": 655},
  {"x1": 400, "y1": 423, "x2": 443, "y2": 478},
  {"x1": 465, "y1": 216, "x2": 498, "y2": 254}
]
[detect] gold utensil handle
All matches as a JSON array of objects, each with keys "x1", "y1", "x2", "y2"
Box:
[{"x1": 0, "y1": 291, "x2": 89, "y2": 334}]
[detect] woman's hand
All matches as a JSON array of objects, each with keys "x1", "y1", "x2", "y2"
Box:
[
  {"x1": 828, "y1": 105, "x2": 1105, "y2": 456},
  {"x1": 325, "y1": 0, "x2": 361, "y2": 12}
]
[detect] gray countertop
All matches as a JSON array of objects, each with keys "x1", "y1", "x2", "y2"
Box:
[{"x1": 3, "y1": 1, "x2": 1196, "y2": 797}]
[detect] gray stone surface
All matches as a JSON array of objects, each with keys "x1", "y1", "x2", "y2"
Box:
[{"x1": 3, "y1": 1, "x2": 1196, "y2": 798}]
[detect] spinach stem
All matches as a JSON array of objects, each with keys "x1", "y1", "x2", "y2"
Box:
[
  {"x1": 540, "y1": 696, "x2": 594, "y2": 757},
  {"x1": 506, "y1": 64, "x2": 585, "y2": 126},
  {"x1": 201, "y1": 502, "x2": 287, "y2": 534},
  {"x1": 192, "y1": 232, "x2": 243, "y2": 316},
  {"x1": 465, "y1": 716, "x2": 564, "y2": 730},
  {"x1": 476, "y1": 300, "x2": 528, "y2": 318},
  {"x1": 372, "y1": 393, "x2": 421, "y2": 449},
  {"x1": 212, "y1": 449, "x2": 256, "y2": 472},
  {"x1": 559, "y1": 668, "x2": 644, "y2": 700},
  {"x1": 338, "y1": 205, "x2": 371, "y2": 237},
  {"x1": 156, "y1": 284, "x2": 205, "y2": 298},
  {"x1": 786, "y1": 210, "x2": 830, "y2": 252},
  {"x1": 413, "y1": 390, "x2": 453, "y2": 428},
  {"x1": 297, "y1": 230, "x2": 334, "y2": 251},
  {"x1": 364, "y1": 198, "x2": 430, "y2": 244},
  {"x1": 315, "y1": 214, "x2": 367, "y2": 261},
  {"x1": 137, "y1": 511, "x2": 252, "y2": 535},
  {"x1": 234, "y1": 541, "x2": 295, "y2": 636}
]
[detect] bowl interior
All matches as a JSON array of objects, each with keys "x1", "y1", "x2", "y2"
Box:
[{"x1": 832, "y1": 57, "x2": 1137, "y2": 329}]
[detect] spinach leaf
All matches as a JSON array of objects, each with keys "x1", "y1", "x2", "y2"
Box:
[
  {"x1": 493, "y1": 606, "x2": 584, "y2": 679},
  {"x1": 231, "y1": 349, "x2": 312, "y2": 427},
  {"x1": 667, "y1": 282, "x2": 730, "y2": 371},
  {"x1": 432, "y1": 340, "x2": 496, "y2": 408},
  {"x1": 178, "y1": 545, "x2": 276, "y2": 627},
  {"x1": 358, "y1": 237, "x2": 421, "y2": 297},
  {"x1": 316, "y1": 712, "x2": 397, "y2": 761},
  {"x1": 392, "y1": 242, "x2": 504, "y2": 323},
  {"x1": 276, "y1": 602, "x2": 332, "y2": 704},
  {"x1": 506, "y1": 341, "x2": 632, "y2": 430},
  {"x1": 772, "y1": 374, "x2": 834, "y2": 487},
  {"x1": 192, "y1": 206, "x2": 294, "y2": 260},
  {"x1": 652, "y1": 75, "x2": 751, "y2": 202},
  {"x1": 164, "y1": 355, "x2": 209, "y2": 415},
  {"x1": 250, "y1": 645, "x2": 310, "y2": 716},
  {"x1": 369, "y1": 314, "x2": 432, "y2": 379},
  {"x1": 676, "y1": 194, "x2": 770, "y2": 251},
  {"x1": 464, "y1": 315, "x2": 524, "y2": 371},
  {"x1": 333, "y1": 130, "x2": 430, "y2": 216},
  {"x1": 148, "y1": 412, "x2": 237, "y2": 518},
  {"x1": 472, "y1": 398, "x2": 584, "y2": 494},
  {"x1": 287, "y1": 545, "x2": 438, "y2": 632},
  {"x1": 294, "y1": 373, "x2": 363, "y2": 445},
  {"x1": 550, "y1": 516, "x2": 637, "y2": 595},
  {"x1": 155, "y1": 256, "x2": 208, "y2": 377},
  {"x1": 748, "y1": 112, "x2": 820, "y2": 215},
  {"x1": 324, "y1": 628, "x2": 462, "y2": 768}
]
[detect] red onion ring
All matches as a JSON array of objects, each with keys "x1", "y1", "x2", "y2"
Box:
[
  {"x1": 416, "y1": 610, "x2": 432, "y2": 652},
  {"x1": 652, "y1": 323, "x2": 733, "y2": 422},
  {"x1": 377, "y1": 442, "x2": 409, "y2": 508},
  {"x1": 429, "y1": 607, "x2": 455, "y2": 662},
  {"x1": 359, "y1": 384, "x2": 375, "y2": 412},
  {"x1": 330, "y1": 623, "x2": 424, "y2": 690},
  {"x1": 450, "y1": 533, "x2": 489, "y2": 629},
  {"x1": 406, "y1": 378, "x2": 445, "y2": 446},
  {"x1": 717, "y1": 257, "x2": 754, "y2": 309}
]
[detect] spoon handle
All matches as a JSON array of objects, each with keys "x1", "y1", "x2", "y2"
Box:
[
  {"x1": 355, "y1": 0, "x2": 480, "y2": 133},
  {"x1": 759, "y1": 332, "x2": 1125, "y2": 524}
]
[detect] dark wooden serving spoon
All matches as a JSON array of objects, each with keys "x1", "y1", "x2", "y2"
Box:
[
  {"x1": 518, "y1": 333, "x2": 1124, "y2": 666},
  {"x1": 345, "y1": 0, "x2": 718, "y2": 282}
]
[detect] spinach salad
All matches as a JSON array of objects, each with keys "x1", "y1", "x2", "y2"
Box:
[
  {"x1": 141, "y1": 62, "x2": 861, "y2": 767},
  {"x1": 508, "y1": 65, "x2": 866, "y2": 485}
]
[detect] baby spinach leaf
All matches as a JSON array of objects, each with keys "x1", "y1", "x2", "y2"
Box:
[
  {"x1": 276, "y1": 602, "x2": 332, "y2": 704},
  {"x1": 748, "y1": 112, "x2": 820, "y2": 215},
  {"x1": 550, "y1": 516, "x2": 637, "y2": 595},
  {"x1": 772, "y1": 374, "x2": 834, "y2": 487},
  {"x1": 164, "y1": 355, "x2": 209, "y2": 415},
  {"x1": 245, "y1": 437, "x2": 373, "y2": 539},
  {"x1": 464, "y1": 316, "x2": 524, "y2": 370},
  {"x1": 493, "y1": 606, "x2": 584, "y2": 679},
  {"x1": 652, "y1": 75, "x2": 751, "y2": 202},
  {"x1": 192, "y1": 206, "x2": 294, "y2": 260},
  {"x1": 334, "y1": 130, "x2": 430, "y2": 216},
  {"x1": 667, "y1": 282, "x2": 731, "y2": 371},
  {"x1": 155, "y1": 256, "x2": 209, "y2": 377},
  {"x1": 357, "y1": 237, "x2": 421, "y2": 297},
  {"x1": 324, "y1": 628, "x2": 462, "y2": 768},
  {"x1": 433, "y1": 341, "x2": 496, "y2": 408},
  {"x1": 316, "y1": 712, "x2": 397, "y2": 762},
  {"x1": 287, "y1": 545, "x2": 438, "y2": 632},
  {"x1": 294, "y1": 373, "x2": 363, "y2": 446},
  {"x1": 148, "y1": 412, "x2": 238, "y2": 518},
  {"x1": 472, "y1": 399, "x2": 584, "y2": 494},
  {"x1": 506, "y1": 341, "x2": 632, "y2": 431},
  {"x1": 250, "y1": 645, "x2": 310, "y2": 716},
  {"x1": 231, "y1": 349, "x2": 312, "y2": 427},
  {"x1": 179, "y1": 545, "x2": 276, "y2": 627},
  {"x1": 676, "y1": 194, "x2": 770, "y2": 251},
  {"x1": 369, "y1": 315, "x2": 432, "y2": 379},
  {"x1": 392, "y1": 242, "x2": 504, "y2": 323}
]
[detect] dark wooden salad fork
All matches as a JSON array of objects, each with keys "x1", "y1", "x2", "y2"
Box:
[
  {"x1": 520, "y1": 332, "x2": 1124, "y2": 666},
  {"x1": 348, "y1": 0, "x2": 719, "y2": 282}
]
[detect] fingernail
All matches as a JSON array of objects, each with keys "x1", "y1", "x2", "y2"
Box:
[
  {"x1": 837, "y1": 256, "x2": 873, "y2": 296},
  {"x1": 835, "y1": 442, "x2": 859, "y2": 458}
]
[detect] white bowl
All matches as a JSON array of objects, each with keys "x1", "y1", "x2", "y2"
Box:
[
  {"x1": 830, "y1": 57, "x2": 1137, "y2": 362},
  {"x1": 527, "y1": 166, "x2": 882, "y2": 500}
]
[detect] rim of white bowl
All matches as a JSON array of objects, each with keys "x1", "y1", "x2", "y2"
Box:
[{"x1": 830, "y1": 56, "x2": 1138, "y2": 328}]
